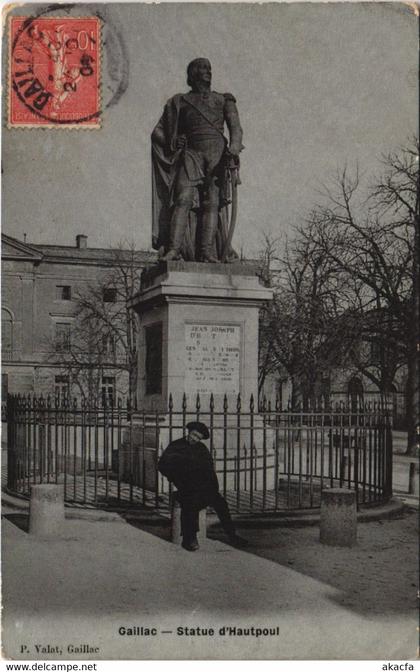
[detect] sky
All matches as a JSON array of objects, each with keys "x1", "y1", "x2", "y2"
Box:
[{"x1": 2, "y1": 1, "x2": 418, "y2": 257}]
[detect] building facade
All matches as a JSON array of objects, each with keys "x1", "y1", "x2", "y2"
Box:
[{"x1": 1, "y1": 233, "x2": 155, "y2": 400}]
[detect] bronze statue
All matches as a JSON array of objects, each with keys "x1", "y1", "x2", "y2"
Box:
[{"x1": 151, "y1": 58, "x2": 244, "y2": 262}]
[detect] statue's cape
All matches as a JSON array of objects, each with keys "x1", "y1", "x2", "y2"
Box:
[{"x1": 151, "y1": 93, "x2": 237, "y2": 261}]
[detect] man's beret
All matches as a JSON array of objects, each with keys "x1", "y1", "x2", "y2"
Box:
[{"x1": 186, "y1": 421, "x2": 210, "y2": 439}]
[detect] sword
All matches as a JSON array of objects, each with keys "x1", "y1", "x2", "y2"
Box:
[{"x1": 221, "y1": 153, "x2": 240, "y2": 263}]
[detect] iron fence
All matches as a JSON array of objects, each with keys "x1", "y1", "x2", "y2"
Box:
[{"x1": 4, "y1": 393, "x2": 393, "y2": 514}]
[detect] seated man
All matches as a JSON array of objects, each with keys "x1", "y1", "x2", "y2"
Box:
[{"x1": 158, "y1": 421, "x2": 247, "y2": 551}]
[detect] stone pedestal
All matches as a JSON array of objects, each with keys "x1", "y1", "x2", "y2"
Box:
[
  {"x1": 126, "y1": 261, "x2": 273, "y2": 492},
  {"x1": 130, "y1": 261, "x2": 273, "y2": 411},
  {"x1": 320, "y1": 488, "x2": 357, "y2": 547}
]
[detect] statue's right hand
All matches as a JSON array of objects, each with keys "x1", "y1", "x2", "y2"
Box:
[{"x1": 175, "y1": 135, "x2": 187, "y2": 150}]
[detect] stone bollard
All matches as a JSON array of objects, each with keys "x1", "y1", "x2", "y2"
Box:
[
  {"x1": 408, "y1": 461, "x2": 419, "y2": 496},
  {"x1": 171, "y1": 498, "x2": 207, "y2": 545},
  {"x1": 320, "y1": 488, "x2": 357, "y2": 547},
  {"x1": 29, "y1": 484, "x2": 65, "y2": 538}
]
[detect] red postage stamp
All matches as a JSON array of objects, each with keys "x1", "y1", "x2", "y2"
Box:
[{"x1": 9, "y1": 16, "x2": 101, "y2": 128}]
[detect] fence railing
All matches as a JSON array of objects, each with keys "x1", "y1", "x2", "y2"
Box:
[{"x1": 4, "y1": 393, "x2": 393, "y2": 513}]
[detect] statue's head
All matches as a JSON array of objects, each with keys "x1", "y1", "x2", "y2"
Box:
[{"x1": 187, "y1": 58, "x2": 212, "y2": 88}]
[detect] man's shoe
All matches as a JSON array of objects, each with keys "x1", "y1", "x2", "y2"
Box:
[
  {"x1": 182, "y1": 537, "x2": 199, "y2": 551},
  {"x1": 202, "y1": 254, "x2": 219, "y2": 263},
  {"x1": 228, "y1": 534, "x2": 249, "y2": 548}
]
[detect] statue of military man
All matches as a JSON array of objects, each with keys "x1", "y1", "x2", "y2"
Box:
[{"x1": 151, "y1": 58, "x2": 244, "y2": 262}]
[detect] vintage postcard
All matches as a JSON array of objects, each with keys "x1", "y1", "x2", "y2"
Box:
[{"x1": 1, "y1": 0, "x2": 418, "y2": 664}]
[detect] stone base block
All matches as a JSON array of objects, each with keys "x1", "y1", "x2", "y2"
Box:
[
  {"x1": 29, "y1": 484, "x2": 65, "y2": 538},
  {"x1": 320, "y1": 487, "x2": 357, "y2": 547},
  {"x1": 171, "y1": 498, "x2": 207, "y2": 546},
  {"x1": 408, "y1": 461, "x2": 419, "y2": 496}
]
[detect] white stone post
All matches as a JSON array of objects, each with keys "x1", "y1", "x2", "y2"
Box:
[
  {"x1": 320, "y1": 488, "x2": 357, "y2": 547},
  {"x1": 29, "y1": 484, "x2": 65, "y2": 538},
  {"x1": 171, "y1": 498, "x2": 207, "y2": 545},
  {"x1": 408, "y1": 461, "x2": 419, "y2": 496}
]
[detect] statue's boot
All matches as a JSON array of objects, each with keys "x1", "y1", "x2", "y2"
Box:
[
  {"x1": 201, "y1": 207, "x2": 219, "y2": 263},
  {"x1": 162, "y1": 204, "x2": 190, "y2": 261},
  {"x1": 161, "y1": 249, "x2": 181, "y2": 261}
]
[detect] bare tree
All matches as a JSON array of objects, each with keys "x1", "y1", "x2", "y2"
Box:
[
  {"x1": 258, "y1": 229, "x2": 358, "y2": 407},
  {"x1": 300, "y1": 140, "x2": 418, "y2": 453},
  {"x1": 257, "y1": 233, "x2": 285, "y2": 397},
  {"x1": 56, "y1": 314, "x2": 111, "y2": 405},
  {"x1": 371, "y1": 141, "x2": 419, "y2": 454},
  {"x1": 53, "y1": 242, "x2": 144, "y2": 404}
]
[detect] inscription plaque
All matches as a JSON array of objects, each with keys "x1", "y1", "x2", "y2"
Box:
[{"x1": 184, "y1": 323, "x2": 241, "y2": 395}]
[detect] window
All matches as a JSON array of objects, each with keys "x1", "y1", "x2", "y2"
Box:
[
  {"x1": 370, "y1": 338, "x2": 394, "y2": 366},
  {"x1": 102, "y1": 376, "x2": 115, "y2": 407},
  {"x1": 55, "y1": 323, "x2": 71, "y2": 352},
  {"x1": 370, "y1": 340, "x2": 381, "y2": 364},
  {"x1": 56, "y1": 285, "x2": 72, "y2": 301},
  {"x1": 321, "y1": 374, "x2": 331, "y2": 407},
  {"x1": 102, "y1": 333, "x2": 116, "y2": 359},
  {"x1": 2, "y1": 373, "x2": 8, "y2": 398},
  {"x1": 103, "y1": 287, "x2": 117, "y2": 303},
  {"x1": 55, "y1": 375, "x2": 69, "y2": 400},
  {"x1": 2, "y1": 309, "x2": 13, "y2": 354},
  {"x1": 348, "y1": 377, "x2": 364, "y2": 413}
]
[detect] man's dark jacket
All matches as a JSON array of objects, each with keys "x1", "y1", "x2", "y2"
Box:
[{"x1": 158, "y1": 437, "x2": 219, "y2": 500}]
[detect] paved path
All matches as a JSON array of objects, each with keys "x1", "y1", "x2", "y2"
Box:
[{"x1": 2, "y1": 505, "x2": 417, "y2": 661}]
